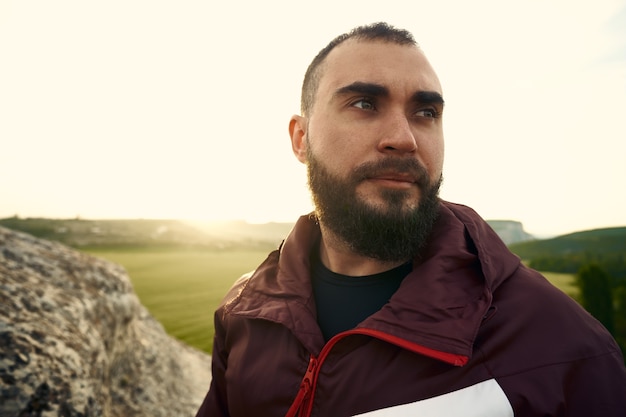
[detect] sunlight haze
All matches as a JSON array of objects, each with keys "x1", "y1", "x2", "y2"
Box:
[{"x1": 1, "y1": 0, "x2": 625, "y2": 237}]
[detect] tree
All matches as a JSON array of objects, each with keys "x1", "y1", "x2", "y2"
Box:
[
  {"x1": 613, "y1": 286, "x2": 626, "y2": 359},
  {"x1": 576, "y1": 263, "x2": 614, "y2": 334}
]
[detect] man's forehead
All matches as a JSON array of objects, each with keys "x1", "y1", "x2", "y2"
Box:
[{"x1": 319, "y1": 39, "x2": 441, "y2": 94}]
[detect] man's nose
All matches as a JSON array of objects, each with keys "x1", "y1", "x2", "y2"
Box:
[{"x1": 377, "y1": 112, "x2": 417, "y2": 154}]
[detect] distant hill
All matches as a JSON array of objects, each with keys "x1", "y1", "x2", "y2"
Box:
[
  {"x1": 0, "y1": 217, "x2": 209, "y2": 248},
  {"x1": 485, "y1": 220, "x2": 534, "y2": 245},
  {"x1": 188, "y1": 219, "x2": 294, "y2": 246},
  {"x1": 508, "y1": 227, "x2": 626, "y2": 282},
  {"x1": 0, "y1": 217, "x2": 288, "y2": 250},
  {"x1": 508, "y1": 227, "x2": 626, "y2": 260}
]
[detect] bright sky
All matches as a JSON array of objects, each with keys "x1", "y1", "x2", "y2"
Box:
[{"x1": 1, "y1": 0, "x2": 625, "y2": 237}]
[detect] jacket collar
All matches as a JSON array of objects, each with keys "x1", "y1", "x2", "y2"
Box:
[{"x1": 228, "y1": 201, "x2": 521, "y2": 358}]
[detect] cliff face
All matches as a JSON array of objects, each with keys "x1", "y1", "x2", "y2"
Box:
[
  {"x1": 487, "y1": 220, "x2": 535, "y2": 245},
  {"x1": 0, "y1": 226, "x2": 211, "y2": 417}
]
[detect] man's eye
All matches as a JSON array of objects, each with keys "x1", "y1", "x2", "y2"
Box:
[
  {"x1": 352, "y1": 99, "x2": 376, "y2": 110},
  {"x1": 415, "y1": 109, "x2": 439, "y2": 118}
]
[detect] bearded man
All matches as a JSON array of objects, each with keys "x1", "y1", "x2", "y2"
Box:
[{"x1": 196, "y1": 22, "x2": 626, "y2": 417}]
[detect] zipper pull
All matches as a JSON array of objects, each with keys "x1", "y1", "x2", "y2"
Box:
[{"x1": 285, "y1": 355, "x2": 318, "y2": 417}]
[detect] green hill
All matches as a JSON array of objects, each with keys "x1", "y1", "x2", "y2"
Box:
[
  {"x1": 508, "y1": 227, "x2": 626, "y2": 282},
  {"x1": 0, "y1": 217, "x2": 288, "y2": 251},
  {"x1": 508, "y1": 227, "x2": 626, "y2": 259}
]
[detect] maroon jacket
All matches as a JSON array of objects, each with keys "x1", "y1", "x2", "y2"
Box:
[{"x1": 196, "y1": 201, "x2": 626, "y2": 416}]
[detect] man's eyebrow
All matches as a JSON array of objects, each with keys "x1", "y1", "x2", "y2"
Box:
[
  {"x1": 333, "y1": 82, "x2": 389, "y2": 99},
  {"x1": 333, "y1": 82, "x2": 444, "y2": 107},
  {"x1": 412, "y1": 91, "x2": 445, "y2": 106}
]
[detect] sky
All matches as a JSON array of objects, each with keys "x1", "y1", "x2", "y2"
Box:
[{"x1": 1, "y1": 0, "x2": 625, "y2": 237}]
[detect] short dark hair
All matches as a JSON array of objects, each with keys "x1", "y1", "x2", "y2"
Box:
[{"x1": 300, "y1": 22, "x2": 418, "y2": 116}]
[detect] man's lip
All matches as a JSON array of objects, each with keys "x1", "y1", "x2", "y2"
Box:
[{"x1": 367, "y1": 173, "x2": 417, "y2": 183}]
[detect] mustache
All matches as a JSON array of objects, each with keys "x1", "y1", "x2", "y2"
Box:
[{"x1": 351, "y1": 157, "x2": 431, "y2": 188}]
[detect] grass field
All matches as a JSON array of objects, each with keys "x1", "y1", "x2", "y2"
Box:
[
  {"x1": 84, "y1": 248, "x2": 271, "y2": 354},
  {"x1": 84, "y1": 248, "x2": 578, "y2": 355},
  {"x1": 542, "y1": 271, "x2": 579, "y2": 299}
]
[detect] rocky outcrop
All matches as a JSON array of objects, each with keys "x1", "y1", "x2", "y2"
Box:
[{"x1": 0, "y1": 226, "x2": 211, "y2": 417}]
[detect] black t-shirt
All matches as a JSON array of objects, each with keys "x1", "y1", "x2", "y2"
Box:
[{"x1": 311, "y1": 249, "x2": 412, "y2": 341}]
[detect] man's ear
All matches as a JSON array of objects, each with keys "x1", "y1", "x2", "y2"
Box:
[{"x1": 289, "y1": 115, "x2": 308, "y2": 164}]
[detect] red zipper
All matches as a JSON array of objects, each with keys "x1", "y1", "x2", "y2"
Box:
[
  {"x1": 356, "y1": 328, "x2": 469, "y2": 366},
  {"x1": 284, "y1": 355, "x2": 318, "y2": 417},
  {"x1": 284, "y1": 328, "x2": 468, "y2": 417}
]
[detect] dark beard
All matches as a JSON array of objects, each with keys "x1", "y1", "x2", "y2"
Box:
[{"x1": 306, "y1": 148, "x2": 442, "y2": 263}]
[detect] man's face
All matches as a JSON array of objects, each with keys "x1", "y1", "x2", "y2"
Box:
[{"x1": 290, "y1": 39, "x2": 445, "y2": 260}]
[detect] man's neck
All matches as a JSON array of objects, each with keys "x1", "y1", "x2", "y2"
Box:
[{"x1": 318, "y1": 224, "x2": 409, "y2": 276}]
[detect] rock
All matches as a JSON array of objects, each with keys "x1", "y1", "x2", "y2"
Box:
[
  {"x1": 0, "y1": 226, "x2": 211, "y2": 417},
  {"x1": 487, "y1": 220, "x2": 535, "y2": 245}
]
